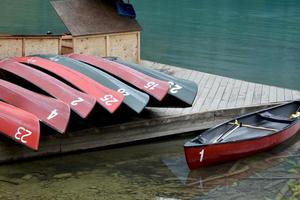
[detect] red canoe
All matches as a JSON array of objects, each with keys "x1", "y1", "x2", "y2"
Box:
[
  {"x1": 67, "y1": 54, "x2": 170, "y2": 101},
  {"x1": 0, "y1": 79, "x2": 70, "y2": 134},
  {"x1": 0, "y1": 59, "x2": 96, "y2": 118},
  {"x1": 0, "y1": 101, "x2": 40, "y2": 150},
  {"x1": 184, "y1": 101, "x2": 300, "y2": 169},
  {"x1": 14, "y1": 57, "x2": 124, "y2": 113}
]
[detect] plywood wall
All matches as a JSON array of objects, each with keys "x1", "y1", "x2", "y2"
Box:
[
  {"x1": 0, "y1": 37, "x2": 61, "y2": 59},
  {"x1": 0, "y1": 38, "x2": 23, "y2": 58},
  {"x1": 72, "y1": 31, "x2": 140, "y2": 63}
]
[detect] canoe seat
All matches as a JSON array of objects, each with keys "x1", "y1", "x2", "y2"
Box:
[{"x1": 258, "y1": 112, "x2": 293, "y2": 123}]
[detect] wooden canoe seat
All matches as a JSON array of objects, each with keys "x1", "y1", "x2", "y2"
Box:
[{"x1": 258, "y1": 112, "x2": 293, "y2": 123}]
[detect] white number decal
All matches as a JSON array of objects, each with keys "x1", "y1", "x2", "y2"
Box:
[
  {"x1": 71, "y1": 97, "x2": 85, "y2": 106},
  {"x1": 144, "y1": 81, "x2": 159, "y2": 90},
  {"x1": 15, "y1": 127, "x2": 32, "y2": 144},
  {"x1": 168, "y1": 81, "x2": 183, "y2": 94},
  {"x1": 47, "y1": 109, "x2": 58, "y2": 120},
  {"x1": 28, "y1": 58, "x2": 37, "y2": 63},
  {"x1": 49, "y1": 57, "x2": 59, "y2": 62},
  {"x1": 199, "y1": 149, "x2": 205, "y2": 162},
  {"x1": 100, "y1": 95, "x2": 119, "y2": 106},
  {"x1": 117, "y1": 88, "x2": 130, "y2": 96}
]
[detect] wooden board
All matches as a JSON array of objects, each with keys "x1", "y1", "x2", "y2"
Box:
[
  {"x1": 0, "y1": 37, "x2": 61, "y2": 59},
  {"x1": 73, "y1": 32, "x2": 140, "y2": 63},
  {"x1": 0, "y1": 38, "x2": 22, "y2": 58},
  {"x1": 73, "y1": 36, "x2": 106, "y2": 56},
  {"x1": 24, "y1": 38, "x2": 61, "y2": 55}
]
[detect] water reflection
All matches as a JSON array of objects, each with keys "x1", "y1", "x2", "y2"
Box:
[{"x1": 0, "y1": 131, "x2": 299, "y2": 199}]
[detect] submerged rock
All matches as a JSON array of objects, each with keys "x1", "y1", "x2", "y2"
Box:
[
  {"x1": 53, "y1": 173, "x2": 72, "y2": 179},
  {"x1": 22, "y1": 174, "x2": 33, "y2": 180}
]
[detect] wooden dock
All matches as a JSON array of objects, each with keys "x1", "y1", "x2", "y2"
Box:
[{"x1": 0, "y1": 60, "x2": 299, "y2": 162}]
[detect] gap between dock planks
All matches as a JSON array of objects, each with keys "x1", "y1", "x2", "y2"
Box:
[{"x1": 141, "y1": 60, "x2": 300, "y2": 117}]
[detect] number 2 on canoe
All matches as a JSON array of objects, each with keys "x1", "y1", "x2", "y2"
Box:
[
  {"x1": 199, "y1": 149, "x2": 205, "y2": 162},
  {"x1": 168, "y1": 81, "x2": 183, "y2": 94},
  {"x1": 15, "y1": 127, "x2": 32, "y2": 144},
  {"x1": 100, "y1": 95, "x2": 119, "y2": 106},
  {"x1": 71, "y1": 97, "x2": 85, "y2": 106}
]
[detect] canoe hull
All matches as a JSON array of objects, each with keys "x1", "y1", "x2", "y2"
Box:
[
  {"x1": 0, "y1": 79, "x2": 71, "y2": 133},
  {"x1": 105, "y1": 56, "x2": 198, "y2": 106},
  {"x1": 0, "y1": 59, "x2": 96, "y2": 118},
  {"x1": 67, "y1": 54, "x2": 170, "y2": 101},
  {"x1": 14, "y1": 57, "x2": 124, "y2": 113},
  {"x1": 35, "y1": 55, "x2": 149, "y2": 114},
  {"x1": 184, "y1": 119, "x2": 300, "y2": 169},
  {"x1": 0, "y1": 101, "x2": 40, "y2": 150}
]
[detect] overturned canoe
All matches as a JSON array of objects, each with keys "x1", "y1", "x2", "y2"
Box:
[
  {"x1": 0, "y1": 59, "x2": 96, "y2": 118},
  {"x1": 0, "y1": 101, "x2": 40, "y2": 150},
  {"x1": 0, "y1": 79, "x2": 71, "y2": 133},
  {"x1": 184, "y1": 101, "x2": 300, "y2": 169},
  {"x1": 104, "y1": 56, "x2": 198, "y2": 107},
  {"x1": 14, "y1": 57, "x2": 124, "y2": 114},
  {"x1": 35, "y1": 55, "x2": 149, "y2": 114},
  {"x1": 66, "y1": 54, "x2": 170, "y2": 102}
]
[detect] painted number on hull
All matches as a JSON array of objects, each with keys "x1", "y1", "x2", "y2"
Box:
[
  {"x1": 168, "y1": 81, "x2": 183, "y2": 94},
  {"x1": 199, "y1": 149, "x2": 205, "y2": 162},
  {"x1": 15, "y1": 127, "x2": 32, "y2": 144},
  {"x1": 47, "y1": 109, "x2": 58, "y2": 120},
  {"x1": 71, "y1": 97, "x2": 85, "y2": 106},
  {"x1": 117, "y1": 88, "x2": 130, "y2": 96},
  {"x1": 100, "y1": 95, "x2": 119, "y2": 106},
  {"x1": 144, "y1": 82, "x2": 159, "y2": 90}
]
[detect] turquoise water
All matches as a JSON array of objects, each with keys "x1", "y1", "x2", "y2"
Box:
[{"x1": 132, "y1": 0, "x2": 300, "y2": 90}]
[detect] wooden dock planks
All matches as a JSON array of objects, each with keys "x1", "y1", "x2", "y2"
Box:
[{"x1": 142, "y1": 60, "x2": 300, "y2": 116}]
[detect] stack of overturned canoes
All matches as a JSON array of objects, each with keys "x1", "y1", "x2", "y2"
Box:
[{"x1": 0, "y1": 54, "x2": 198, "y2": 150}]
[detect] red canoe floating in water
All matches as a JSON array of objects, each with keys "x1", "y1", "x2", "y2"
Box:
[
  {"x1": 0, "y1": 101, "x2": 40, "y2": 150},
  {"x1": 67, "y1": 53, "x2": 170, "y2": 101},
  {"x1": 184, "y1": 101, "x2": 300, "y2": 169},
  {"x1": 14, "y1": 57, "x2": 124, "y2": 114},
  {"x1": 0, "y1": 79, "x2": 71, "y2": 134},
  {"x1": 0, "y1": 59, "x2": 96, "y2": 118}
]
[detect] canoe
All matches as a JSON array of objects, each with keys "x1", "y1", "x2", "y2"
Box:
[
  {"x1": 0, "y1": 101, "x2": 40, "y2": 150},
  {"x1": 104, "y1": 56, "x2": 198, "y2": 107},
  {"x1": 34, "y1": 55, "x2": 149, "y2": 114},
  {"x1": 184, "y1": 101, "x2": 300, "y2": 169},
  {"x1": 66, "y1": 54, "x2": 170, "y2": 102},
  {"x1": 0, "y1": 79, "x2": 71, "y2": 134},
  {"x1": 14, "y1": 57, "x2": 124, "y2": 114},
  {"x1": 0, "y1": 59, "x2": 96, "y2": 118}
]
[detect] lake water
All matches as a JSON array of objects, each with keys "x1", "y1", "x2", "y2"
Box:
[
  {"x1": 132, "y1": 0, "x2": 300, "y2": 90},
  {"x1": 0, "y1": 132, "x2": 300, "y2": 199}
]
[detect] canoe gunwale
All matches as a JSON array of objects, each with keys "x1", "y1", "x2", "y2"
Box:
[{"x1": 185, "y1": 101, "x2": 299, "y2": 148}]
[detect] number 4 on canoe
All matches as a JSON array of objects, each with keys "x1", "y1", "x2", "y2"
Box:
[{"x1": 0, "y1": 79, "x2": 71, "y2": 134}]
